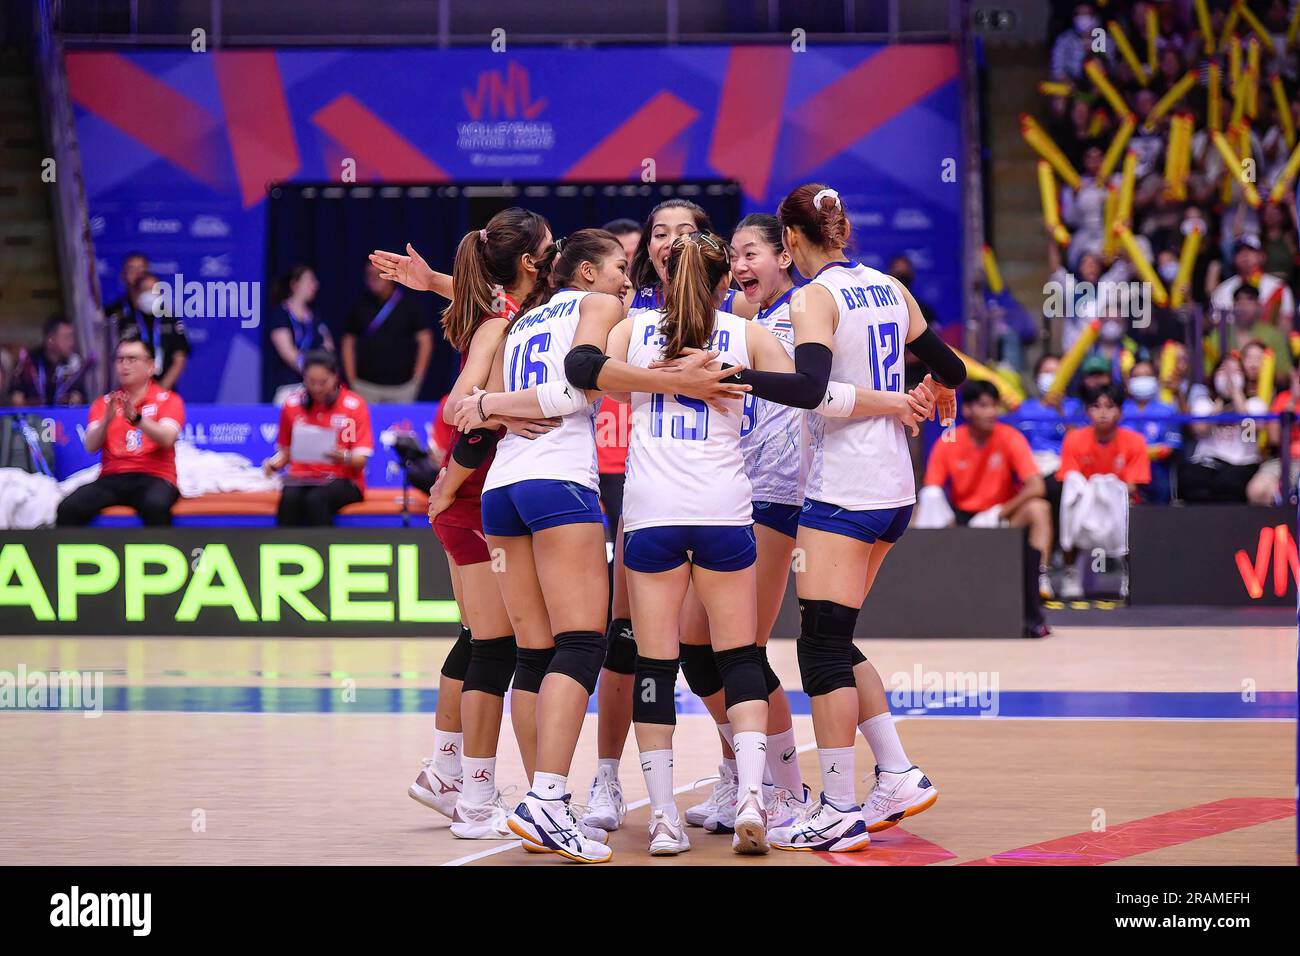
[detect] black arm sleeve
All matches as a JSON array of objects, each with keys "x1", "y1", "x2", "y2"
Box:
[
  {"x1": 564, "y1": 344, "x2": 610, "y2": 390},
  {"x1": 906, "y1": 327, "x2": 967, "y2": 388},
  {"x1": 729, "y1": 342, "x2": 832, "y2": 410},
  {"x1": 450, "y1": 427, "x2": 501, "y2": 469}
]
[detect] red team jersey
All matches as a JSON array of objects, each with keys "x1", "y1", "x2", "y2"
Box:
[
  {"x1": 88, "y1": 382, "x2": 185, "y2": 484},
  {"x1": 276, "y1": 386, "x2": 374, "y2": 490}
]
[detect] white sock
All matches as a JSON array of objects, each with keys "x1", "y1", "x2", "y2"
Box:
[
  {"x1": 717, "y1": 721, "x2": 735, "y2": 752},
  {"x1": 532, "y1": 771, "x2": 566, "y2": 801},
  {"x1": 597, "y1": 757, "x2": 619, "y2": 780},
  {"x1": 818, "y1": 747, "x2": 856, "y2": 807},
  {"x1": 461, "y1": 756, "x2": 497, "y2": 805},
  {"x1": 433, "y1": 730, "x2": 463, "y2": 775},
  {"x1": 640, "y1": 749, "x2": 676, "y2": 813},
  {"x1": 859, "y1": 713, "x2": 911, "y2": 773},
  {"x1": 766, "y1": 727, "x2": 802, "y2": 794},
  {"x1": 732, "y1": 731, "x2": 767, "y2": 796}
]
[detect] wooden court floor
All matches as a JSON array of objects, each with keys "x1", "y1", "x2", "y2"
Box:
[{"x1": 0, "y1": 626, "x2": 1294, "y2": 866}]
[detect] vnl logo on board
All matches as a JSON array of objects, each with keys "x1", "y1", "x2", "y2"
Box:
[
  {"x1": 457, "y1": 61, "x2": 554, "y2": 162},
  {"x1": 1236, "y1": 524, "x2": 1298, "y2": 599}
]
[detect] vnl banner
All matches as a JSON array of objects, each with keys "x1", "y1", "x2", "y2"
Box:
[
  {"x1": 0, "y1": 530, "x2": 462, "y2": 637},
  {"x1": 67, "y1": 44, "x2": 964, "y2": 401},
  {"x1": 16, "y1": 402, "x2": 438, "y2": 486}
]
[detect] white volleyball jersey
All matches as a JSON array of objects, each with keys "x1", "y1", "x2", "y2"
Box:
[
  {"x1": 482, "y1": 288, "x2": 599, "y2": 493},
  {"x1": 804, "y1": 261, "x2": 916, "y2": 510},
  {"x1": 740, "y1": 288, "x2": 807, "y2": 506},
  {"x1": 622, "y1": 309, "x2": 753, "y2": 531}
]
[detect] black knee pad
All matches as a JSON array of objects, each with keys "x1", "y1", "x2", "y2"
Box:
[
  {"x1": 678, "y1": 642, "x2": 723, "y2": 698},
  {"x1": 714, "y1": 644, "x2": 768, "y2": 709},
  {"x1": 758, "y1": 645, "x2": 782, "y2": 695},
  {"x1": 512, "y1": 645, "x2": 555, "y2": 694},
  {"x1": 461, "y1": 634, "x2": 517, "y2": 697},
  {"x1": 603, "y1": 618, "x2": 636, "y2": 675},
  {"x1": 797, "y1": 600, "x2": 859, "y2": 697},
  {"x1": 849, "y1": 643, "x2": 867, "y2": 667},
  {"x1": 548, "y1": 630, "x2": 604, "y2": 695},
  {"x1": 440, "y1": 625, "x2": 473, "y2": 682},
  {"x1": 632, "y1": 656, "x2": 678, "y2": 726}
]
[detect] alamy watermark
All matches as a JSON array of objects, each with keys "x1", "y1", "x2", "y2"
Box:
[
  {"x1": 1043, "y1": 275, "x2": 1151, "y2": 329},
  {"x1": 145, "y1": 274, "x2": 261, "y2": 328},
  {"x1": 888, "y1": 665, "x2": 1000, "y2": 716},
  {"x1": 0, "y1": 666, "x2": 103, "y2": 717}
]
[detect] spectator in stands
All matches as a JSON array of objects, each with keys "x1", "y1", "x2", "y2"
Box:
[
  {"x1": 56, "y1": 331, "x2": 184, "y2": 527},
  {"x1": 8, "y1": 315, "x2": 88, "y2": 406},
  {"x1": 1232, "y1": 285, "x2": 1293, "y2": 378},
  {"x1": 1209, "y1": 236, "x2": 1294, "y2": 334},
  {"x1": 342, "y1": 262, "x2": 432, "y2": 405},
  {"x1": 262, "y1": 350, "x2": 372, "y2": 527},
  {"x1": 602, "y1": 218, "x2": 642, "y2": 262},
  {"x1": 1050, "y1": 4, "x2": 1103, "y2": 81},
  {"x1": 1123, "y1": 358, "x2": 1180, "y2": 503},
  {"x1": 923, "y1": 380, "x2": 1054, "y2": 631},
  {"x1": 1016, "y1": 353, "x2": 1082, "y2": 469},
  {"x1": 1180, "y1": 354, "x2": 1263, "y2": 503},
  {"x1": 112, "y1": 271, "x2": 191, "y2": 390},
  {"x1": 1248, "y1": 366, "x2": 1299, "y2": 506},
  {"x1": 265, "y1": 265, "x2": 334, "y2": 404},
  {"x1": 102, "y1": 251, "x2": 149, "y2": 320}
]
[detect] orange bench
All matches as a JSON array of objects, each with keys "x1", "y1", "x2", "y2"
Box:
[{"x1": 99, "y1": 488, "x2": 430, "y2": 519}]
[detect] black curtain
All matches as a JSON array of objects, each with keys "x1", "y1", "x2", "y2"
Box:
[{"x1": 264, "y1": 181, "x2": 741, "y2": 402}]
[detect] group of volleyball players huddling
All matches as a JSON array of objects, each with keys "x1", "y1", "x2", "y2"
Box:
[{"x1": 374, "y1": 182, "x2": 967, "y2": 862}]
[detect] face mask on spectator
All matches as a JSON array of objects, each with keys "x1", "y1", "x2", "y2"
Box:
[
  {"x1": 1074, "y1": 14, "x2": 1097, "y2": 34},
  {"x1": 1214, "y1": 371, "x2": 1244, "y2": 397},
  {"x1": 1158, "y1": 262, "x2": 1179, "y2": 282},
  {"x1": 136, "y1": 290, "x2": 160, "y2": 315},
  {"x1": 1181, "y1": 217, "x2": 1205, "y2": 236},
  {"x1": 1036, "y1": 372, "x2": 1056, "y2": 395},
  {"x1": 1129, "y1": 375, "x2": 1158, "y2": 401},
  {"x1": 1100, "y1": 319, "x2": 1124, "y2": 342}
]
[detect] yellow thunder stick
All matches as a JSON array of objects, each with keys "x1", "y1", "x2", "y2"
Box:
[
  {"x1": 954, "y1": 348, "x2": 1023, "y2": 410},
  {"x1": 1115, "y1": 223, "x2": 1170, "y2": 307},
  {"x1": 1237, "y1": 1, "x2": 1274, "y2": 50},
  {"x1": 1021, "y1": 114, "x2": 1082, "y2": 188},
  {"x1": 1245, "y1": 39, "x2": 1259, "y2": 118},
  {"x1": 1098, "y1": 113, "x2": 1137, "y2": 180},
  {"x1": 1272, "y1": 74, "x2": 1295, "y2": 149},
  {"x1": 982, "y1": 245, "x2": 1004, "y2": 294},
  {"x1": 1108, "y1": 19, "x2": 1149, "y2": 85},
  {"x1": 1257, "y1": 347, "x2": 1276, "y2": 449},
  {"x1": 1116, "y1": 150, "x2": 1138, "y2": 226},
  {"x1": 1038, "y1": 161, "x2": 1071, "y2": 246},
  {"x1": 1213, "y1": 129, "x2": 1262, "y2": 207},
  {"x1": 1173, "y1": 113, "x2": 1196, "y2": 199},
  {"x1": 1268, "y1": 138, "x2": 1300, "y2": 203},
  {"x1": 1049, "y1": 319, "x2": 1102, "y2": 401},
  {"x1": 1039, "y1": 80, "x2": 1073, "y2": 97},
  {"x1": 1084, "y1": 58, "x2": 1132, "y2": 119},
  {"x1": 1169, "y1": 222, "x2": 1202, "y2": 309},
  {"x1": 1195, "y1": 0, "x2": 1215, "y2": 54},
  {"x1": 1163, "y1": 115, "x2": 1187, "y2": 200},
  {"x1": 1158, "y1": 341, "x2": 1180, "y2": 404},
  {"x1": 1145, "y1": 7, "x2": 1158, "y2": 77},
  {"x1": 1121, "y1": 348, "x2": 1136, "y2": 380},
  {"x1": 1208, "y1": 61, "x2": 1222, "y2": 131},
  {"x1": 1228, "y1": 32, "x2": 1241, "y2": 88},
  {"x1": 1229, "y1": 61, "x2": 1249, "y2": 128},
  {"x1": 1144, "y1": 69, "x2": 1196, "y2": 132}
]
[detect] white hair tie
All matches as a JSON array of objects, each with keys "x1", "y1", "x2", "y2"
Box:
[
  {"x1": 812, "y1": 188, "x2": 841, "y2": 210},
  {"x1": 478, "y1": 229, "x2": 487, "y2": 242}
]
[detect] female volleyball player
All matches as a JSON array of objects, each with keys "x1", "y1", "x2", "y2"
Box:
[
  {"x1": 677, "y1": 215, "x2": 938, "y2": 835},
  {"x1": 762, "y1": 184, "x2": 963, "y2": 852},
  {"x1": 409, "y1": 207, "x2": 556, "y2": 841}
]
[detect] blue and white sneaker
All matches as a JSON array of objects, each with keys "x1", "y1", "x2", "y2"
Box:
[
  {"x1": 508, "y1": 792, "x2": 612, "y2": 864},
  {"x1": 861, "y1": 765, "x2": 938, "y2": 833},
  {"x1": 768, "y1": 793, "x2": 871, "y2": 853},
  {"x1": 767, "y1": 783, "x2": 813, "y2": 828}
]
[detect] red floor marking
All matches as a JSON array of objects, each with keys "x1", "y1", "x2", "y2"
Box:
[
  {"x1": 817, "y1": 828, "x2": 957, "y2": 866},
  {"x1": 958, "y1": 797, "x2": 1294, "y2": 866}
]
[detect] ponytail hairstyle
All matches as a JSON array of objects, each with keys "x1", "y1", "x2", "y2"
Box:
[
  {"x1": 442, "y1": 207, "x2": 552, "y2": 351},
  {"x1": 516, "y1": 228, "x2": 623, "y2": 315},
  {"x1": 777, "y1": 183, "x2": 849, "y2": 251},
  {"x1": 660, "y1": 231, "x2": 731, "y2": 359},
  {"x1": 629, "y1": 199, "x2": 714, "y2": 290}
]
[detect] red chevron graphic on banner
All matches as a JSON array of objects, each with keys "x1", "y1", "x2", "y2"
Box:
[
  {"x1": 564, "y1": 91, "x2": 698, "y2": 181},
  {"x1": 65, "y1": 52, "x2": 223, "y2": 187},
  {"x1": 214, "y1": 52, "x2": 300, "y2": 208},
  {"x1": 311, "y1": 94, "x2": 448, "y2": 182},
  {"x1": 709, "y1": 46, "x2": 792, "y2": 201}
]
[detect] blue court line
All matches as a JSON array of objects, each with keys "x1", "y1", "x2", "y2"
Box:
[{"x1": 4, "y1": 688, "x2": 1295, "y2": 719}]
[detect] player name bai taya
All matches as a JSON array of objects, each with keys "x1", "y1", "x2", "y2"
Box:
[{"x1": 50, "y1": 886, "x2": 151, "y2": 936}]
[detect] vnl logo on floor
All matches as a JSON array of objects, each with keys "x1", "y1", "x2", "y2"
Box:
[
  {"x1": 50, "y1": 887, "x2": 150, "y2": 937},
  {"x1": 0, "y1": 666, "x2": 103, "y2": 717},
  {"x1": 888, "y1": 666, "x2": 1000, "y2": 716}
]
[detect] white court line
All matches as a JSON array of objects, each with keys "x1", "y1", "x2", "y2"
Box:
[{"x1": 442, "y1": 740, "x2": 820, "y2": 867}]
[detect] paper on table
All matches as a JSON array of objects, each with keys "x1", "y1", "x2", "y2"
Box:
[{"x1": 290, "y1": 422, "x2": 337, "y2": 464}]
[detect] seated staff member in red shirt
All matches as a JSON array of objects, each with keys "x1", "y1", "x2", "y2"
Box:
[
  {"x1": 923, "y1": 379, "x2": 1054, "y2": 632},
  {"x1": 1057, "y1": 381, "x2": 1151, "y2": 499},
  {"x1": 57, "y1": 331, "x2": 185, "y2": 527},
  {"x1": 262, "y1": 350, "x2": 373, "y2": 526}
]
